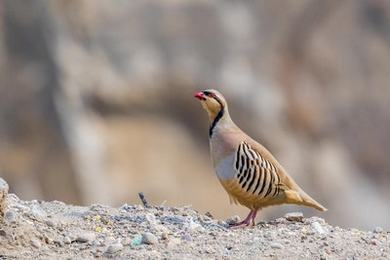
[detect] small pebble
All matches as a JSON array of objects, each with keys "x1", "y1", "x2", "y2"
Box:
[
  {"x1": 186, "y1": 219, "x2": 204, "y2": 232},
  {"x1": 205, "y1": 212, "x2": 214, "y2": 219},
  {"x1": 30, "y1": 205, "x2": 46, "y2": 220},
  {"x1": 226, "y1": 215, "x2": 241, "y2": 225},
  {"x1": 45, "y1": 220, "x2": 55, "y2": 227},
  {"x1": 217, "y1": 220, "x2": 226, "y2": 226},
  {"x1": 4, "y1": 210, "x2": 17, "y2": 223},
  {"x1": 75, "y1": 232, "x2": 96, "y2": 243},
  {"x1": 311, "y1": 222, "x2": 327, "y2": 235},
  {"x1": 373, "y1": 227, "x2": 383, "y2": 234},
  {"x1": 31, "y1": 238, "x2": 42, "y2": 249},
  {"x1": 145, "y1": 213, "x2": 157, "y2": 225},
  {"x1": 270, "y1": 242, "x2": 283, "y2": 249},
  {"x1": 161, "y1": 232, "x2": 168, "y2": 240},
  {"x1": 307, "y1": 217, "x2": 326, "y2": 225},
  {"x1": 44, "y1": 235, "x2": 53, "y2": 244},
  {"x1": 64, "y1": 236, "x2": 72, "y2": 244},
  {"x1": 105, "y1": 242, "x2": 124, "y2": 254},
  {"x1": 370, "y1": 239, "x2": 379, "y2": 246},
  {"x1": 142, "y1": 232, "x2": 158, "y2": 245},
  {"x1": 284, "y1": 212, "x2": 304, "y2": 222},
  {"x1": 54, "y1": 239, "x2": 65, "y2": 247},
  {"x1": 131, "y1": 235, "x2": 143, "y2": 246}
]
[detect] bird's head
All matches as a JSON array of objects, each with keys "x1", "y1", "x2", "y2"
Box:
[{"x1": 194, "y1": 89, "x2": 227, "y2": 120}]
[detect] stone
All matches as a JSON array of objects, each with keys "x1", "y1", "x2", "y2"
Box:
[
  {"x1": 217, "y1": 220, "x2": 226, "y2": 226},
  {"x1": 30, "y1": 205, "x2": 47, "y2": 220},
  {"x1": 142, "y1": 232, "x2": 158, "y2": 245},
  {"x1": 45, "y1": 220, "x2": 55, "y2": 227},
  {"x1": 284, "y1": 212, "x2": 304, "y2": 222},
  {"x1": 270, "y1": 242, "x2": 283, "y2": 249},
  {"x1": 131, "y1": 235, "x2": 143, "y2": 246},
  {"x1": 311, "y1": 222, "x2": 328, "y2": 235},
  {"x1": 306, "y1": 217, "x2": 326, "y2": 225},
  {"x1": 0, "y1": 178, "x2": 9, "y2": 216},
  {"x1": 225, "y1": 215, "x2": 241, "y2": 225},
  {"x1": 106, "y1": 242, "x2": 124, "y2": 254},
  {"x1": 54, "y1": 239, "x2": 65, "y2": 247},
  {"x1": 31, "y1": 238, "x2": 42, "y2": 249},
  {"x1": 161, "y1": 232, "x2": 168, "y2": 240},
  {"x1": 373, "y1": 227, "x2": 383, "y2": 234},
  {"x1": 4, "y1": 210, "x2": 17, "y2": 223},
  {"x1": 75, "y1": 232, "x2": 96, "y2": 243},
  {"x1": 44, "y1": 235, "x2": 53, "y2": 244},
  {"x1": 186, "y1": 218, "x2": 204, "y2": 232},
  {"x1": 64, "y1": 236, "x2": 72, "y2": 244},
  {"x1": 145, "y1": 213, "x2": 157, "y2": 225},
  {"x1": 205, "y1": 211, "x2": 214, "y2": 219}
]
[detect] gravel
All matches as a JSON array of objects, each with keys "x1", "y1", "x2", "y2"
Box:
[{"x1": 0, "y1": 178, "x2": 389, "y2": 259}]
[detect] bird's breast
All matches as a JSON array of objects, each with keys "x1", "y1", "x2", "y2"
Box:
[{"x1": 215, "y1": 153, "x2": 236, "y2": 181}]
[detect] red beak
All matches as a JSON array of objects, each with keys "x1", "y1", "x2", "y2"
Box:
[{"x1": 194, "y1": 91, "x2": 206, "y2": 101}]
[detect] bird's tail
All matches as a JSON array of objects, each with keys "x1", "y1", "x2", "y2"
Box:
[{"x1": 285, "y1": 189, "x2": 327, "y2": 212}]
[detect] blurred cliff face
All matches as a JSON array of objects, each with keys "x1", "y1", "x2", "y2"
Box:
[{"x1": 1, "y1": 0, "x2": 390, "y2": 229}]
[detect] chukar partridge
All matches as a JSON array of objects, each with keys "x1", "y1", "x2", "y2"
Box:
[{"x1": 194, "y1": 89, "x2": 327, "y2": 227}]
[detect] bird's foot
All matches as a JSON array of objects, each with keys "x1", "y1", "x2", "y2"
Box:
[
  {"x1": 228, "y1": 220, "x2": 254, "y2": 228},
  {"x1": 228, "y1": 210, "x2": 257, "y2": 228}
]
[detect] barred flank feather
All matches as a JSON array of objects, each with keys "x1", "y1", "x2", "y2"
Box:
[{"x1": 234, "y1": 142, "x2": 281, "y2": 199}]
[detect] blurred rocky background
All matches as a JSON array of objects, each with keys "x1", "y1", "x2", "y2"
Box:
[{"x1": 1, "y1": 0, "x2": 390, "y2": 230}]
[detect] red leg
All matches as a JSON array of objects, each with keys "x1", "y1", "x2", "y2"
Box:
[
  {"x1": 251, "y1": 210, "x2": 258, "y2": 226},
  {"x1": 229, "y1": 210, "x2": 256, "y2": 228}
]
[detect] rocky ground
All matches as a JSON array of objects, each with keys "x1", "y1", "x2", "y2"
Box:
[{"x1": 0, "y1": 179, "x2": 389, "y2": 259}]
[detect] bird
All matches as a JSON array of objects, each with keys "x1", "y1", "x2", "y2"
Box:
[{"x1": 194, "y1": 89, "x2": 327, "y2": 227}]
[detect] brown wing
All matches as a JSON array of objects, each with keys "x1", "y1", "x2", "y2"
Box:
[{"x1": 245, "y1": 139, "x2": 327, "y2": 211}]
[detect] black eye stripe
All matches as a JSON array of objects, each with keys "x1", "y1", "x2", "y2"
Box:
[
  {"x1": 203, "y1": 91, "x2": 218, "y2": 99},
  {"x1": 203, "y1": 91, "x2": 212, "y2": 96}
]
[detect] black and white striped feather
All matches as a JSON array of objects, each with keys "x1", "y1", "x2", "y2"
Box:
[{"x1": 234, "y1": 142, "x2": 282, "y2": 199}]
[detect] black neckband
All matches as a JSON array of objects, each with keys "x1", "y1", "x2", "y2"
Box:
[{"x1": 209, "y1": 98, "x2": 225, "y2": 138}]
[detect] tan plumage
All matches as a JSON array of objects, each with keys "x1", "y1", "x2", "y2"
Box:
[{"x1": 194, "y1": 89, "x2": 326, "y2": 227}]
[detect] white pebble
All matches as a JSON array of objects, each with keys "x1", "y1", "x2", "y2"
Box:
[
  {"x1": 142, "y1": 232, "x2": 158, "y2": 245},
  {"x1": 311, "y1": 222, "x2": 327, "y2": 235},
  {"x1": 270, "y1": 242, "x2": 283, "y2": 249},
  {"x1": 31, "y1": 238, "x2": 42, "y2": 249},
  {"x1": 106, "y1": 242, "x2": 123, "y2": 254}
]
